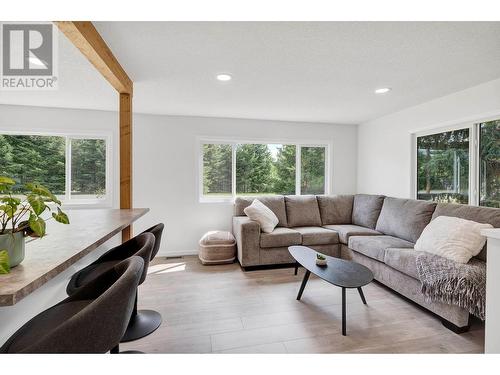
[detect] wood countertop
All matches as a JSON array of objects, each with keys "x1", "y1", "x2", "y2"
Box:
[{"x1": 0, "y1": 208, "x2": 149, "y2": 306}]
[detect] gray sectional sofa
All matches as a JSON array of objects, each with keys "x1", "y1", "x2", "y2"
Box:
[{"x1": 232, "y1": 194, "x2": 500, "y2": 332}]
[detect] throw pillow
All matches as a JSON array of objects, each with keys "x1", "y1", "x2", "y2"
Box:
[
  {"x1": 244, "y1": 199, "x2": 279, "y2": 234},
  {"x1": 414, "y1": 216, "x2": 493, "y2": 264}
]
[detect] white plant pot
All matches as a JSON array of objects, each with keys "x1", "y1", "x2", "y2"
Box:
[
  {"x1": 0, "y1": 231, "x2": 26, "y2": 268},
  {"x1": 316, "y1": 258, "x2": 327, "y2": 266}
]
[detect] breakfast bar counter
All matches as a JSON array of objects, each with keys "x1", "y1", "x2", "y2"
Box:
[{"x1": 0, "y1": 208, "x2": 149, "y2": 306}]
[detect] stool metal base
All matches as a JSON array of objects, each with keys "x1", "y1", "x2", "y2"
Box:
[{"x1": 120, "y1": 309, "x2": 162, "y2": 342}]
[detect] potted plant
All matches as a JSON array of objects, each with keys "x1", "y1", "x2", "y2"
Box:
[
  {"x1": 316, "y1": 253, "x2": 327, "y2": 266},
  {"x1": 0, "y1": 176, "x2": 69, "y2": 273}
]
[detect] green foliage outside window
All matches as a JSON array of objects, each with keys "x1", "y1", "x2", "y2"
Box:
[
  {"x1": 203, "y1": 144, "x2": 232, "y2": 196},
  {"x1": 301, "y1": 147, "x2": 326, "y2": 195},
  {"x1": 0, "y1": 134, "x2": 106, "y2": 199},
  {"x1": 479, "y1": 120, "x2": 500, "y2": 208},
  {"x1": 417, "y1": 129, "x2": 470, "y2": 204},
  {"x1": 71, "y1": 139, "x2": 106, "y2": 197},
  {"x1": 202, "y1": 143, "x2": 325, "y2": 197},
  {"x1": 0, "y1": 135, "x2": 65, "y2": 195}
]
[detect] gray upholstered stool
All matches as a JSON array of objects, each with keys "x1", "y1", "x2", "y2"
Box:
[
  {"x1": 199, "y1": 230, "x2": 236, "y2": 265},
  {"x1": 66, "y1": 232, "x2": 157, "y2": 343},
  {"x1": 0, "y1": 257, "x2": 144, "y2": 353}
]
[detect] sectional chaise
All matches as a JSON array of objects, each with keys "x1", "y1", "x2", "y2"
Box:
[{"x1": 232, "y1": 194, "x2": 500, "y2": 332}]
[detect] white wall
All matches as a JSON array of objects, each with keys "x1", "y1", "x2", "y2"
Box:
[
  {"x1": 133, "y1": 114, "x2": 358, "y2": 255},
  {"x1": 357, "y1": 78, "x2": 500, "y2": 198},
  {"x1": 1, "y1": 105, "x2": 358, "y2": 256}
]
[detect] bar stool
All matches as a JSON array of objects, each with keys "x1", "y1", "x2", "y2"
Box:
[
  {"x1": 119, "y1": 223, "x2": 165, "y2": 342},
  {"x1": 0, "y1": 257, "x2": 144, "y2": 353},
  {"x1": 66, "y1": 231, "x2": 160, "y2": 342},
  {"x1": 143, "y1": 223, "x2": 165, "y2": 260}
]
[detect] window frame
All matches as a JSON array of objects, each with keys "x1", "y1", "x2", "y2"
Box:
[
  {"x1": 198, "y1": 136, "x2": 331, "y2": 203},
  {"x1": 411, "y1": 112, "x2": 500, "y2": 207},
  {"x1": 0, "y1": 130, "x2": 113, "y2": 208}
]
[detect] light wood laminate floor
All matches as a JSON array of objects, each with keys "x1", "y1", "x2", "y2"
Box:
[{"x1": 122, "y1": 256, "x2": 484, "y2": 354}]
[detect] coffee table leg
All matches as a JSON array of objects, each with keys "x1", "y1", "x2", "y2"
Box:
[
  {"x1": 296, "y1": 270, "x2": 311, "y2": 300},
  {"x1": 357, "y1": 287, "x2": 367, "y2": 305},
  {"x1": 342, "y1": 287, "x2": 347, "y2": 336},
  {"x1": 294, "y1": 262, "x2": 299, "y2": 275}
]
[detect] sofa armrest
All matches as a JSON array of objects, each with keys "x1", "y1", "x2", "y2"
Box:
[{"x1": 232, "y1": 216, "x2": 261, "y2": 267}]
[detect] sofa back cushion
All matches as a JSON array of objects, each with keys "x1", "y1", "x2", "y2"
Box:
[
  {"x1": 316, "y1": 195, "x2": 354, "y2": 225},
  {"x1": 431, "y1": 203, "x2": 500, "y2": 261},
  {"x1": 375, "y1": 197, "x2": 436, "y2": 243},
  {"x1": 285, "y1": 195, "x2": 322, "y2": 227},
  {"x1": 351, "y1": 194, "x2": 385, "y2": 229},
  {"x1": 234, "y1": 196, "x2": 288, "y2": 227}
]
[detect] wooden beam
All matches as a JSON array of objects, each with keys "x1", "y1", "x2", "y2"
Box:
[
  {"x1": 54, "y1": 21, "x2": 133, "y2": 94},
  {"x1": 120, "y1": 93, "x2": 133, "y2": 241}
]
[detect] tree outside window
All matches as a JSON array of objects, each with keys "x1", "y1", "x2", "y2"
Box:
[{"x1": 201, "y1": 142, "x2": 326, "y2": 198}]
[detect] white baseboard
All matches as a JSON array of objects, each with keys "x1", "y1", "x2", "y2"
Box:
[{"x1": 157, "y1": 249, "x2": 199, "y2": 258}]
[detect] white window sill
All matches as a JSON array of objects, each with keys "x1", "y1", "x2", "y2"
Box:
[
  {"x1": 60, "y1": 199, "x2": 113, "y2": 209},
  {"x1": 199, "y1": 196, "x2": 235, "y2": 204}
]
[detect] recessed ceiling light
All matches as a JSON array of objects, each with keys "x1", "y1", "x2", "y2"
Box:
[
  {"x1": 375, "y1": 87, "x2": 391, "y2": 94},
  {"x1": 216, "y1": 73, "x2": 232, "y2": 82}
]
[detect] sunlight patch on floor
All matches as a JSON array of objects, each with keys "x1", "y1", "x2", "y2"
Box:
[{"x1": 148, "y1": 262, "x2": 186, "y2": 274}]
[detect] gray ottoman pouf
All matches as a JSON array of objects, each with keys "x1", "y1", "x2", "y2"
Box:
[{"x1": 199, "y1": 231, "x2": 236, "y2": 265}]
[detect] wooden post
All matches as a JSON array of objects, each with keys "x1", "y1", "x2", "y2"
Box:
[
  {"x1": 55, "y1": 21, "x2": 134, "y2": 243},
  {"x1": 120, "y1": 93, "x2": 133, "y2": 241}
]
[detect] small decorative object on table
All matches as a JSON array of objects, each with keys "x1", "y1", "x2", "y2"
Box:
[
  {"x1": 199, "y1": 230, "x2": 236, "y2": 265},
  {"x1": 316, "y1": 253, "x2": 327, "y2": 266},
  {"x1": 0, "y1": 176, "x2": 70, "y2": 273}
]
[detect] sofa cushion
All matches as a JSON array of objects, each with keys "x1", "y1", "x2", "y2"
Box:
[
  {"x1": 292, "y1": 226, "x2": 339, "y2": 246},
  {"x1": 285, "y1": 195, "x2": 322, "y2": 227},
  {"x1": 414, "y1": 216, "x2": 492, "y2": 264},
  {"x1": 316, "y1": 195, "x2": 354, "y2": 225},
  {"x1": 243, "y1": 199, "x2": 279, "y2": 233},
  {"x1": 352, "y1": 194, "x2": 385, "y2": 229},
  {"x1": 348, "y1": 235, "x2": 414, "y2": 262},
  {"x1": 260, "y1": 227, "x2": 301, "y2": 249},
  {"x1": 432, "y1": 203, "x2": 500, "y2": 261},
  {"x1": 384, "y1": 248, "x2": 421, "y2": 279},
  {"x1": 322, "y1": 224, "x2": 382, "y2": 244},
  {"x1": 375, "y1": 197, "x2": 436, "y2": 242},
  {"x1": 235, "y1": 196, "x2": 288, "y2": 227}
]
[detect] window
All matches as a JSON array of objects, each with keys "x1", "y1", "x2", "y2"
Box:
[
  {"x1": 479, "y1": 120, "x2": 500, "y2": 208},
  {"x1": 414, "y1": 119, "x2": 500, "y2": 208},
  {"x1": 202, "y1": 143, "x2": 232, "y2": 197},
  {"x1": 236, "y1": 143, "x2": 296, "y2": 196},
  {"x1": 0, "y1": 133, "x2": 110, "y2": 204},
  {"x1": 0, "y1": 134, "x2": 66, "y2": 196},
  {"x1": 70, "y1": 138, "x2": 107, "y2": 199},
  {"x1": 416, "y1": 128, "x2": 469, "y2": 204},
  {"x1": 200, "y1": 140, "x2": 328, "y2": 201},
  {"x1": 301, "y1": 146, "x2": 326, "y2": 195}
]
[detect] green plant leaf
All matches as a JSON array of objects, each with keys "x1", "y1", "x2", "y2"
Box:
[
  {"x1": 0, "y1": 204, "x2": 15, "y2": 218},
  {"x1": 1, "y1": 196, "x2": 21, "y2": 206},
  {"x1": 27, "y1": 194, "x2": 46, "y2": 216},
  {"x1": 0, "y1": 185, "x2": 11, "y2": 193},
  {"x1": 0, "y1": 177, "x2": 15, "y2": 185},
  {"x1": 25, "y1": 183, "x2": 61, "y2": 205},
  {"x1": 52, "y1": 207, "x2": 70, "y2": 224},
  {"x1": 0, "y1": 250, "x2": 10, "y2": 274},
  {"x1": 28, "y1": 213, "x2": 46, "y2": 237}
]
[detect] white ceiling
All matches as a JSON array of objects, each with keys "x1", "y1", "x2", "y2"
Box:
[{"x1": 1, "y1": 22, "x2": 500, "y2": 124}]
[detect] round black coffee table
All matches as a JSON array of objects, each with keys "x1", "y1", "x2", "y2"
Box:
[{"x1": 289, "y1": 245, "x2": 374, "y2": 336}]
